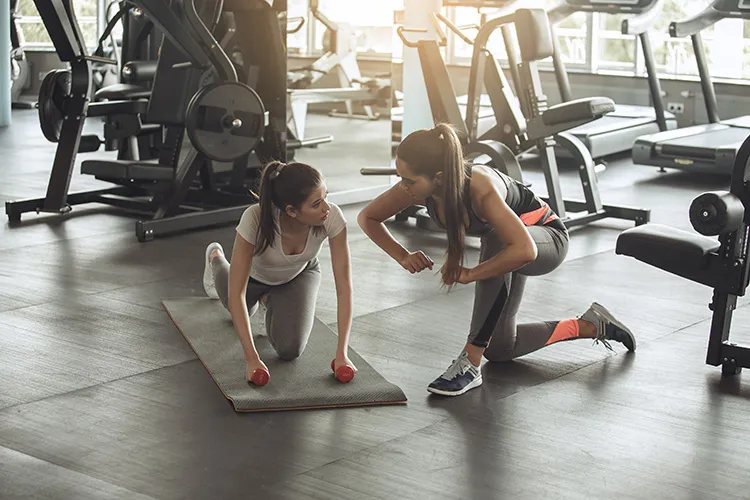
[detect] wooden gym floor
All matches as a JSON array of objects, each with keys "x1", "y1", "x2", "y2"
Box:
[{"x1": 1, "y1": 109, "x2": 749, "y2": 499}]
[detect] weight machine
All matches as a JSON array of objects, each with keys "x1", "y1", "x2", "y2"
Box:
[
  {"x1": 91, "y1": 1, "x2": 160, "y2": 93},
  {"x1": 5, "y1": 0, "x2": 283, "y2": 242},
  {"x1": 463, "y1": 8, "x2": 650, "y2": 228},
  {"x1": 365, "y1": 8, "x2": 651, "y2": 231}
]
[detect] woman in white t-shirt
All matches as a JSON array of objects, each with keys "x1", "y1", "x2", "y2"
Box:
[{"x1": 201, "y1": 161, "x2": 356, "y2": 385}]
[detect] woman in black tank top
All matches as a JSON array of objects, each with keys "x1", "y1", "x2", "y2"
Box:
[
  {"x1": 358, "y1": 124, "x2": 637, "y2": 397},
  {"x1": 423, "y1": 168, "x2": 567, "y2": 237}
]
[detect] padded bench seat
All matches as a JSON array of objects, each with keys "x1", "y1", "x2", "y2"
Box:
[
  {"x1": 543, "y1": 97, "x2": 615, "y2": 127},
  {"x1": 81, "y1": 160, "x2": 173, "y2": 181},
  {"x1": 87, "y1": 99, "x2": 149, "y2": 118},
  {"x1": 95, "y1": 83, "x2": 152, "y2": 101},
  {"x1": 616, "y1": 223, "x2": 721, "y2": 286}
]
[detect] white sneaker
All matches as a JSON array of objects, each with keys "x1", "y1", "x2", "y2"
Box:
[
  {"x1": 254, "y1": 295, "x2": 269, "y2": 336},
  {"x1": 203, "y1": 242, "x2": 224, "y2": 299}
]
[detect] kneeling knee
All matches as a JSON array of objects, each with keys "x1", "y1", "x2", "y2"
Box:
[
  {"x1": 276, "y1": 346, "x2": 303, "y2": 361},
  {"x1": 483, "y1": 347, "x2": 514, "y2": 363}
]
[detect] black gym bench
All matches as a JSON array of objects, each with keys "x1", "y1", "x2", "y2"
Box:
[{"x1": 617, "y1": 132, "x2": 750, "y2": 377}]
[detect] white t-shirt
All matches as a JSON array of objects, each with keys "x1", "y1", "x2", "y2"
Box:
[{"x1": 235, "y1": 202, "x2": 347, "y2": 285}]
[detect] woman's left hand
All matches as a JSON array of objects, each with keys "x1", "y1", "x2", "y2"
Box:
[
  {"x1": 334, "y1": 352, "x2": 358, "y2": 374},
  {"x1": 441, "y1": 264, "x2": 475, "y2": 285}
]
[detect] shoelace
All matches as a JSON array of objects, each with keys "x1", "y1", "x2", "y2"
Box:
[
  {"x1": 441, "y1": 356, "x2": 472, "y2": 380},
  {"x1": 593, "y1": 336, "x2": 614, "y2": 352},
  {"x1": 592, "y1": 319, "x2": 615, "y2": 352}
]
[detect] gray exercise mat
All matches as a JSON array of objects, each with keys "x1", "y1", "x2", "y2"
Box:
[{"x1": 162, "y1": 298, "x2": 407, "y2": 412}]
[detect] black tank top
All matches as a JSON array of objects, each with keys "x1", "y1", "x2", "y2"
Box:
[{"x1": 424, "y1": 169, "x2": 566, "y2": 237}]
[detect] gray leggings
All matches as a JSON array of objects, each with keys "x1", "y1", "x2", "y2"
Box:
[
  {"x1": 212, "y1": 255, "x2": 321, "y2": 360},
  {"x1": 469, "y1": 224, "x2": 574, "y2": 362}
]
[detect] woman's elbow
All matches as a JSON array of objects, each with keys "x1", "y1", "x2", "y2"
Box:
[
  {"x1": 356, "y1": 210, "x2": 368, "y2": 230},
  {"x1": 357, "y1": 210, "x2": 377, "y2": 232},
  {"x1": 521, "y1": 240, "x2": 538, "y2": 264}
]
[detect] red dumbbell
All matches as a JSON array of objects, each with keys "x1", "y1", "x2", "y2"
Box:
[
  {"x1": 249, "y1": 368, "x2": 270, "y2": 386},
  {"x1": 331, "y1": 359, "x2": 355, "y2": 383}
]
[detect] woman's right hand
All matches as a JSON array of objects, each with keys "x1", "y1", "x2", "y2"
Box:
[
  {"x1": 246, "y1": 357, "x2": 269, "y2": 382},
  {"x1": 399, "y1": 251, "x2": 434, "y2": 274}
]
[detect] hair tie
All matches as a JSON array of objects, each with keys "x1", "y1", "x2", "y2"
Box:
[{"x1": 269, "y1": 163, "x2": 286, "y2": 181}]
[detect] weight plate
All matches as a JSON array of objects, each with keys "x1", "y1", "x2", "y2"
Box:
[
  {"x1": 185, "y1": 81, "x2": 266, "y2": 163},
  {"x1": 38, "y1": 70, "x2": 70, "y2": 143}
]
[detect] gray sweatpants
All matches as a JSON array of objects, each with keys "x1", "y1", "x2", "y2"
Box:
[
  {"x1": 212, "y1": 255, "x2": 321, "y2": 360},
  {"x1": 469, "y1": 224, "x2": 577, "y2": 362}
]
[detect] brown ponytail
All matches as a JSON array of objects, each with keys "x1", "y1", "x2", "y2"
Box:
[
  {"x1": 396, "y1": 123, "x2": 468, "y2": 285},
  {"x1": 435, "y1": 123, "x2": 467, "y2": 285},
  {"x1": 255, "y1": 161, "x2": 323, "y2": 255}
]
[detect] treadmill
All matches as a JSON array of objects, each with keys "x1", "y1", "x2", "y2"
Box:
[
  {"x1": 546, "y1": 0, "x2": 677, "y2": 159},
  {"x1": 633, "y1": 0, "x2": 750, "y2": 175}
]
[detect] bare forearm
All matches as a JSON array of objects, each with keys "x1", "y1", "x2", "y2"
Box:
[
  {"x1": 359, "y1": 218, "x2": 409, "y2": 263},
  {"x1": 335, "y1": 286, "x2": 353, "y2": 354},
  {"x1": 470, "y1": 245, "x2": 536, "y2": 282},
  {"x1": 228, "y1": 294, "x2": 260, "y2": 361}
]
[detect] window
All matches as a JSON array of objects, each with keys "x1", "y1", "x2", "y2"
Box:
[
  {"x1": 426, "y1": 0, "x2": 750, "y2": 85},
  {"x1": 450, "y1": 5, "x2": 511, "y2": 62},
  {"x1": 553, "y1": 10, "x2": 588, "y2": 66},
  {"x1": 648, "y1": 1, "x2": 710, "y2": 78},
  {"x1": 287, "y1": 0, "x2": 400, "y2": 57},
  {"x1": 17, "y1": 0, "x2": 99, "y2": 50},
  {"x1": 287, "y1": 0, "x2": 308, "y2": 55},
  {"x1": 595, "y1": 13, "x2": 635, "y2": 71},
  {"x1": 441, "y1": 1, "x2": 588, "y2": 68},
  {"x1": 710, "y1": 19, "x2": 745, "y2": 80},
  {"x1": 743, "y1": 22, "x2": 750, "y2": 79},
  {"x1": 313, "y1": 0, "x2": 400, "y2": 56},
  {"x1": 645, "y1": 0, "x2": 750, "y2": 82}
]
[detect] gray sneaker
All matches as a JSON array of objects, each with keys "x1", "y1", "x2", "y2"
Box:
[
  {"x1": 580, "y1": 302, "x2": 636, "y2": 352},
  {"x1": 427, "y1": 352, "x2": 483, "y2": 396}
]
